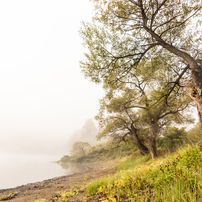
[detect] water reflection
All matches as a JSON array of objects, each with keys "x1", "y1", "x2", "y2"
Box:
[{"x1": 58, "y1": 161, "x2": 92, "y2": 174}]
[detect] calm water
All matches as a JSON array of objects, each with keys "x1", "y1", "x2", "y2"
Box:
[{"x1": 0, "y1": 154, "x2": 67, "y2": 189}]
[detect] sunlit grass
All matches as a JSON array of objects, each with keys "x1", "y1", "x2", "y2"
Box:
[
  {"x1": 115, "y1": 154, "x2": 151, "y2": 171},
  {"x1": 86, "y1": 145, "x2": 202, "y2": 201},
  {"x1": 35, "y1": 145, "x2": 202, "y2": 201}
]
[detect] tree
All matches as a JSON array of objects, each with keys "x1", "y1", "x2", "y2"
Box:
[
  {"x1": 158, "y1": 127, "x2": 189, "y2": 149},
  {"x1": 81, "y1": 118, "x2": 98, "y2": 144},
  {"x1": 96, "y1": 96, "x2": 150, "y2": 156},
  {"x1": 80, "y1": 0, "x2": 202, "y2": 149},
  {"x1": 67, "y1": 118, "x2": 98, "y2": 153},
  {"x1": 96, "y1": 58, "x2": 193, "y2": 158},
  {"x1": 70, "y1": 141, "x2": 91, "y2": 156}
]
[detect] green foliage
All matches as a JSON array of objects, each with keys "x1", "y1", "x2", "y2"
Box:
[
  {"x1": 59, "y1": 139, "x2": 138, "y2": 165},
  {"x1": 158, "y1": 127, "x2": 189, "y2": 149},
  {"x1": 95, "y1": 55, "x2": 193, "y2": 158},
  {"x1": 87, "y1": 176, "x2": 110, "y2": 196},
  {"x1": 80, "y1": 0, "x2": 202, "y2": 85},
  {"x1": 86, "y1": 145, "x2": 202, "y2": 201},
  {"x1": 91, "y1": 140, "x2": 138, "y2": 161}
]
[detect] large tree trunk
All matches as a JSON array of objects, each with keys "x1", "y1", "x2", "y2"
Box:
[
  {"x1": 146, "y1": 136, "x2": 157, "y2": 159},
  {"x1": 144, "y1": 123, "x2": 158, "y2": 159},
  {"x1": 159, "y1": 45, "x2": 202, "y2": 150},
  {"x1": 144, "y1": 24, "x2": 202, "y2": 151},
  {"x1": 131, "y1": 125, "x2": 149, "y2": 155},
  {"x1": 185, "y1": 78, "x2": 202, "y2": 150}
]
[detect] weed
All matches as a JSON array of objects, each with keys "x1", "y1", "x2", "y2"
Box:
[{"x1": 0, "y1": 192, "x2": 17, "y2": 200}]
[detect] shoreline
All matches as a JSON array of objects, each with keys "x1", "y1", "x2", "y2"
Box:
[{"x1": 0, "y1": 161, "x2": 117, "y2": 202}]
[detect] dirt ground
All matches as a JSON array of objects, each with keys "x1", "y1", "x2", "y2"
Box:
[{"x1": 0, "y1": 161, "x2": 117, "y2": 202}]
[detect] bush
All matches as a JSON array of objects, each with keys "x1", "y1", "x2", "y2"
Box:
[{"x1": 157, "y1": 127, "x2": 188, "y2": 149}]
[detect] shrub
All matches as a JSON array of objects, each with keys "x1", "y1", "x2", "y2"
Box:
[{"x1": 157, "y1": 127, "x2": 189, "y2": 149}]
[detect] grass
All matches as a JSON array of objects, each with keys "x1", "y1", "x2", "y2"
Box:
[
  {"x1": 34, "y1": 144, "x2": 202, "y2": 201},
  {"x1": 115, "y1": 154, "x2": 151, "y2": 171},
  {"x1": 86, "y1": 145, "x2": 202, "y2": 201}
]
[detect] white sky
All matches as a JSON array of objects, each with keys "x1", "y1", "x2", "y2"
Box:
[{"x1": 0, "y1": 0, "x2": 104, "y2": 155}]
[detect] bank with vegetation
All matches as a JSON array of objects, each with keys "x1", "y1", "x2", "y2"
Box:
[
  {"x1": 2, "y1": 123, "x2": 201, "y2": 202},
  {"x1": 42, "y1": 123, "x2": 201, "y2": 202},
  {"x1": 32, "y1": 122, "x2": 202, "y2": 201}
]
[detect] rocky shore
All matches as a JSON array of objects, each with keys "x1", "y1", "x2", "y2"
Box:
[{"x1": 0, "y1": 161, "x2": 117, "y2": 202}]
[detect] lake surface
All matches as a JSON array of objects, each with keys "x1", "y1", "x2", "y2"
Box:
[{"x1": 0, "y1": 154, "x2": 67, "y2": 189}]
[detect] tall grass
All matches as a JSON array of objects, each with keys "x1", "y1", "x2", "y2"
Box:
[{"x1": 86, "y1": 145, "x2": 202, "y2": 201}]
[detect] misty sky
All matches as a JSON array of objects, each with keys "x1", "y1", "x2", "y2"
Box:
[{"x1": 0, "y1": 1, "x2": 104, "y2": 155}]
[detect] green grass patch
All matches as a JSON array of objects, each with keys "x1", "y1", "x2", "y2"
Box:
[
  {"x1": 86, "y1": 145, "x2": 202, "y2": 201},
  {"x1": 115, "y1": 154, "x2": 151, "y2": 172}
]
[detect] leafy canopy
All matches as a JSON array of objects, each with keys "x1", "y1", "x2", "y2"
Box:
[{"x1": 80, "y1": 0, "x2": 202, "y2": 84}]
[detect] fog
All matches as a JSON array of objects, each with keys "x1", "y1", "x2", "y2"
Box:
[
  {"x1": 0, "y1": 135, "x2": 68, "y2": 156},
  {"x1": 0, "y1": 0, "x2": 104, "y2": 188},
  {"x1": 0, "y1": 0, "x2": 104, "y2": 158}
]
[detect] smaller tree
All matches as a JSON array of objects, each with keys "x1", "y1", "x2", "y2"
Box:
[
  {"x1": 96, "y1": 97, "x2": 150, "y2": 155},
  {"x1": 67, "y1": 118, "x2": 98, "y2": 153},
  {"x1": 70, "y1": 141, "x2": 90, "y2": 156},
  {"x1": 81, "y1": 118, "x2": 98, "y2": 144},
  {"x1": 96, "y1": 58, "x2": 194, "y2": 158}
]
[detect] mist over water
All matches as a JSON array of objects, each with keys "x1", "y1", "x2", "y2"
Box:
[
  {"x1": 0, "y1": 120, "x2": 101, "y2": 190},
  {"x1": 0, "y1": 0, "x2": 104, "y2": 191},
  {"x1": 0, "y1": 135, "x2": 71, "y2": 189},
  {"x1": 0, "y1": 154, "x2": 68, "y2": 189}
]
